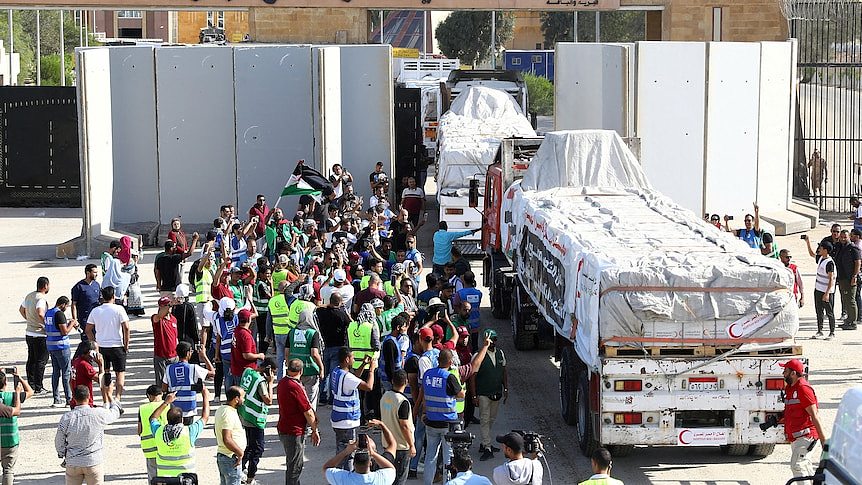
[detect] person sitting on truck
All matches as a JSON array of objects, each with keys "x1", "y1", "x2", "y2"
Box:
[
  {"x1": 432, "y1": 222, "x2": 480, "y2": 275},
  {"x1": 578, "y1": 448, "x2": 623, "y2": 485}
]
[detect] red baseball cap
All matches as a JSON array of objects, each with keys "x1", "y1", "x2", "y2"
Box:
[
  {"x1": 457, "y1": 326, "x2": 470, "y2": 336},
  {"x1": 779, "y1": 359, "x2": 805, "y2": 374},
  {"x1": 238, "y1": 308, "x2": 252, "y2": 323},
  {"x1": 419, "y1": 327, "x2": 434, "y2": 342},
  {"x1": 157, "y1": 296, "x2": 172, "y2": 307},
  {"x1": 431, "y1": 324, "x2": 444, "y2": 339}
]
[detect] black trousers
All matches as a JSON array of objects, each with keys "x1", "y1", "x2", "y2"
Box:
[
  {"x1": 814, "y1": 290, "x2": 836, "y2": 334},
  {"x1": 243, "y1": 425, "x2": 266, "y2": 478},
  {"x1": 25, "y1": 336, "x2": 48, "y2": 391}
]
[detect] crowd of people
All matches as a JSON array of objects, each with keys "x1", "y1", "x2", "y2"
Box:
[{"x1": 13, "y1": 162, "x2": 629, "y2": 485}]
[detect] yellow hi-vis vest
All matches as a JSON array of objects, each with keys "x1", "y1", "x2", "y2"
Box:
[
  {"x1": 155, "y1": 424, "x2": 195, "y2": 477},
  {"x1": 450, "y1": 367, "x2": 464, "y2": 413},
  {"x1": 192, "y1": 267, "x2": 213, "y2": 304},
  {"x1": 287, "y1": 299, "x2": 315, "y2": 329},
  {"x1": 578, "y1": 476, "x2": 624, "y2": 485},
  {"x1": 268, "y1": 294, "x2": 291, "y2": 335},
  {"x1": 348, "y1": 321, "x2": 376, "y2": 370},
  {"x1": 139, "y1": 401, "x2": 167, "y2": 459}
]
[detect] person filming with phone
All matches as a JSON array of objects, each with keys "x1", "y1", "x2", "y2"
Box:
[{"x1": 322, "y1": 430, "x2": 395, "y2": 485}]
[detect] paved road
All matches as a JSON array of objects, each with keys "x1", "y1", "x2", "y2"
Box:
[{"x1": 0, "y1": 206, "x2": 860, "y2": 484}]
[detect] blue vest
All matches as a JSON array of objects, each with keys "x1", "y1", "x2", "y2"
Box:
[
  {"x1": 423, "y1": 367, "x2": 457, "y2": 422},
  {"x1": 456, "y1": 288, "x2": 483, "y2": 329},
  {"x1": 166, "y1": 361, "x2": 197, "y2": 415},
  {"x1": 45, "y1": 307, "x2": 70, "y2": 351},
  {"x1": 217, "y1": 315, "x2": 238, "y2": 362},
  {"x1": 379, "y1": 335, "x2": 404, "y2": 384},
  {"x1": 738, "y1": 228, "x2": 762, "y2": 249},
  {"x1": 330, "y1": 368, "x2": 361, "y2": 427},
  {"x1": 421, "y1": 348, "x2": 440, "y2": 375}
]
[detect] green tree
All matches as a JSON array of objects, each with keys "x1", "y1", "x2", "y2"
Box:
[
  {"x1": 540, "y1": 10, "x2": 645, "y2": 47},
  {"x1": 524, "y1": 73, "x2": 553, "y2": 116},
  {"x1": 436, "y1": 11, "x2": 514, "y2": 67},
  {"x1": 39, "y1": 53, "x2": 74, "y2": 86}
]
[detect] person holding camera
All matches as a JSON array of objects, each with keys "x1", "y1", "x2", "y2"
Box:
[
  {"x1": 446, "y1": 448, "x2": 492, "y2": 485},
  {"x1": 238, "y1": 358, "x2": 276, "y2": 485},
  {"x1": 471, "y1": 329, "x2": 507, "y2": 461},
  {"x1": 579, "y1": 447, "x2": 623, "y2": 485},
  {"x1": 163, "y1": 341, "x2": 214, "y2": 425},
  {"x1": 492, "y1": 432, "x2": 543, "y2": 485},
  {"x1": 56, "y1": 383, "x2": 122, "y2": 485},
  {"x1": 778, "y1": 359, "x2": 828, "y2": 482},
  {"x1": 278, "y1": 358, "x2": 321, "y2": 485},
  {"x1": 322, "y1": 433, "x2": 395, "y2": 485}
]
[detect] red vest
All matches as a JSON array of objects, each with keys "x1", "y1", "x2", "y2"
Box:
[{"x1": 783, "y1": 378, "x2": 819, "y2": 441}]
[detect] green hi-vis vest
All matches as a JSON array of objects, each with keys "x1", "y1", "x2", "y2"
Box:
[
  {"x1": 475, "y1": 350, "x2": 505, "y2": 397},
  {"x1": 238, "y1": 368, "x2": 269, "y2": 429},
  {"x1": 0, "y1": 392, "x2": 17, "y2": 448},
  {"x1": 155, "y1": 424, "x2": 195, "y2": 477},
  {"x1": 139, "y1": 401, "x2": 167, "y2": 458},
  {"x1": 268, "y1": 294, "x2": 291, "y2": 335},
  {"x1": 348, "y1": 321, "x2": 376, "y2": 370},
  {"x1": 288, "y1": 328, "x2": 320, "y2": 376}
]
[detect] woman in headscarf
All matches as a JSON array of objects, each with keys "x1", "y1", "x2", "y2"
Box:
[
  {"x1": 118, "y1": 236, "x2": 145, "y2": 316},
  {"x1": 102, "y1": 239, "x2": 132, "y2": 308}
]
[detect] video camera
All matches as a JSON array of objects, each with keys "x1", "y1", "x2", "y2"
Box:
[
  {"x1": 151, "y1": 473, "x2": 198, "y2": 485},
  {"x1": 444, "y1": 424, "x2": 475, "y2": 451},
  {"x1": 759, "y1": 414, "x2": 782, "y2": 432},
  {"x1": 513, "y1": 429, "x2": 544, "y2": 455}
]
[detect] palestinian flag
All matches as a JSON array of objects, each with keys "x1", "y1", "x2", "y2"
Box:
[{"x1": 281, "y1": 160, "x2": 334, "y2": 197}]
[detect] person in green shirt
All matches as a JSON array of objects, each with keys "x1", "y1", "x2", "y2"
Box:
[
  {"x1": 378, "y1": 295, "x2": 404, "y2": 334},
  {"x1": 238, "y1": 358, "x2": 276, "y2": 485},
  {"x1": 0, "y1": 368, "x2": 32, "y2": 485}
]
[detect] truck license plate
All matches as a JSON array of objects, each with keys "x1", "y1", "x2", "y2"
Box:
[{"x1": 688, "y1": 378, "x2": 718, "y2": 391}]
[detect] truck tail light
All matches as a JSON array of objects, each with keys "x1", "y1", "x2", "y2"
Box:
[
  {"x1": 765, "y1": 378, "x2": 785, "y2": 390},
  {"x1": 445, "y1": 208, "x2": 464, "y2": 215},
  {"x1": 613, "y1": 412, "x2": 643, "y2": 425},
  {"x1": 613, "y1": 380, "x2": 642, "y2": 392}
]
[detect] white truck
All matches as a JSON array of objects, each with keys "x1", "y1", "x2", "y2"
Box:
[
  {"x1": 436, "y1": 83, "x2": 535, "y2": 256},
  {"x1": 395, "y1": 57, "x2": 460, "y2": 160},
  {"x1": 480, "y1": 130, "x2": 803, "y2": 456}
]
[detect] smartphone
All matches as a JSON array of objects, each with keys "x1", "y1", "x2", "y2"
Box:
[
  {"x1": 801, "y1": 234, "x2": 808, "y2": 240},
  {"x1": 357, "y1": 433, "x2": 368, "y2": 449},
  {"x1": 4, "y1": 368, "x2": 14, "y2": 375},
  {"x1": 727, "y1": 215, "x2": 734, "y2": 221}
]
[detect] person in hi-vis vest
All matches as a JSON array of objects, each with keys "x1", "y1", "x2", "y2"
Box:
[
  {"x1": 137, "y1": 384, "x2": 167, "y2": 482},
  {"x1": 149, "y1": 390, "x2": 210, "y2": 479}
]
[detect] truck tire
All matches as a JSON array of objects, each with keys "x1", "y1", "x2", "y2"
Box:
[
  {"x1": 576, "y1": 368, "x2": 599, "y2": 456},
  {"x1": 608, "y1": 445, "x2": 634, "y2": 457},
  {"x1": 720, "y1": 444, "x2": 751, "y2": 456},
  {"x1": 511, "y1": 289, "x2": 537, "y2": 350},
  {"x1": 748, "y1": 444, "x2": 776, "y2": 457},
  {"x1": 559, "y1": 346, "x2": 579, "y2": 425},
  {"x1": 491, "y1": 277, "x2": 506, "y2": 319}
]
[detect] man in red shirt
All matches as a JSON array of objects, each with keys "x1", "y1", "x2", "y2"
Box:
[
  {"x1": 779, "y1": 359, "x2": 827, "y2": 481},
  {"x1": 278, "y1": 359, "x2": 321, "y2": 484},
  {"x1": 248, "y1": 194, "x2": 270, "y2": 250},
  {"x1": 152, "y1": 296, "x2": 179, "y2": 386},
  {"x1": 231, "y1": 309, "x2": 264, "y2": 380}
]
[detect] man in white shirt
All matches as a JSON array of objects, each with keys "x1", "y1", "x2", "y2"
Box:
[
  {"x1": 85, "y1": 286, "x2": 131, "y2": 401},
  {"x1": 492, "y1": 433, "x2": 543, "y2": 485},
  {"x1": 320, "y1": 270, "x2": 355, "y2": 314}
]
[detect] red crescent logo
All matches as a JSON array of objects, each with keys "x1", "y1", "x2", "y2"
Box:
[
  {"x1": 728, "y1": 323, "x2": 743, "y2": 339},
  {"x1": 679, "y1": 429, "x2": 693, "y2": 445}
]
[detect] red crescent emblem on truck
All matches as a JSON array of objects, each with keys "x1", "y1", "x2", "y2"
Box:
[
  {"x1": 679, "y1": 429, "x2": 693, "y2": 445},
  {"x1": 727, "y1": 323, "x2": 743, "y2": 339}
]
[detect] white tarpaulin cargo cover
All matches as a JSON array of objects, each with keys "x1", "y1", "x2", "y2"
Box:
[
  {"x1": 437, "y1": 86, "x2": 535, "y2": 191},
  {"x1": 502, "y1": 130, "x2": 798, "y2": 370}
]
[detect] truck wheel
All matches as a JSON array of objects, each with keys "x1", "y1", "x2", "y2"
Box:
[
  {"x1": 576, "y1": 368, "x2": 599, "y2": 456},
  {"x1": 748, "y1": 444, "x2": 776, "y2": 457},
  {"x1": 512, "y1": 294, "x2": 537, "y2": 350},
  {"x1": 559, "y1": 346, "x2": 579, "y2": 425},
  {"x1": 720, "y1": 444, "x2": 750, "y2": 456},
  {"x1": 608, "y1": 445, "x2": 634, "y2": 457}
]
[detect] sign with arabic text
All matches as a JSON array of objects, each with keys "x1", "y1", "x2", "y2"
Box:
[{"x1": 518, "y1": 229, "x2": 567, "y2": 330}]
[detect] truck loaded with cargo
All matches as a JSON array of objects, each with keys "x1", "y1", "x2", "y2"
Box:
[
  {"x1": 479, "y1": 130, "x2": 804, "y2": 456},
  {"x1": 436, "y1": 81, "x2": 534, "y2": 256}
]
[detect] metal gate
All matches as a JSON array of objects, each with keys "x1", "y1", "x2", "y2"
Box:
[
  {"x1": 393, "y1": 86, "x2": 423, "y2": 203},
  {"x1": 791, "y1": 2, "x2": 862, "y2": 213},
  {"x1": 0, "y1": 87, "x2": 81, "y2": 207}
]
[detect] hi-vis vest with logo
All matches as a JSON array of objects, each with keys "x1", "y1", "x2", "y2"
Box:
[
  {"x1": 268, "y1": 294, "x2": 292, "y2": 335},
  {"x1": 155, "y1": 424, "x2": 195, "y2": 477}
]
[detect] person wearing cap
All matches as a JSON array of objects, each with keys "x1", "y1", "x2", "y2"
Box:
[
  {"x1": 286, "y1": 308, "x2": 325, "y2": 410},
  {"x1": 321, "y1": 268, "x2": 355, "y2": 315},
  {"x1": 407, "y1": 326, "x2": 438, "y2": 479},
  {"x1": 578, "y1": 447, "x2": 622, "y2": 485},
  {"x1": 778, "y1": 359, "x2": 827, "y2": 481},
  {"x1": 471, "y1": 328, "x2": 508, "y2": 461},
  {"x1": 163, "y1": 341, "x2": 214, "y2": 425},
  {"x1": 811, "y1": 241, "x2": 837, "y2": 339},
  {"x1": 492, "y1": 432, "x2": 544, "y2": 485},
  {"x1": 323, "y1": 431, "x2": 395, "y2": 485},
  {"x1": 421, "y1": 348, "x2": 464, "y2": 485},
  {"x1": 231, "y1": 308, "x2": 263, "y2": 380},
  {"x1": 152, "y1": 296, "x2": 180, "y2": 386}
]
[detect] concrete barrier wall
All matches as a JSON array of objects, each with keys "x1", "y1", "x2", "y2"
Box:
[{"x1": 757, "y1": 41, "x2": 795, "y2": 212}]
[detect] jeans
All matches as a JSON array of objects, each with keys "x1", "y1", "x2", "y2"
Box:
[
  {"x1": 49, "y1": 347, "x2": 72, "y2": 404},
  {"x1": 1, "y1": 445, "x2": 17, "y2": 485},
  {"x1": 409, "y1": 418, "x2": 426, "y2": 471},
  {"x1": 392, "y1": 448, "x2": 411, "y2": 485},
  {"x1": 275, "y1": 333, "x2": 289, "y2": 380},
  {"x1": 256, "y1": 312, "x2": 270, "y2": 355},
  {"x1": 145, "y1": 457, "x2": 157, "y2": 482},
  {"x1": 856, "y1": 282, "x2": 862, "y2": 323},
  {"x1": 279, "y1": 433, "x2": 306, "y2": 485},
  {"x1": 321, "y1": 346, "x2": 340, "y2": 404},
  {"x1": 424, "y1": 424, "x2": 452, "y2": 485},
  {"x1": 217, "y1": 453, "x2": 242, "y2": 485},
  {"x1": 243, "y1": 426, "x2": 265, "y2": 479},
  {"x1": 223, "y1": 362, "x2": 237, "y2": 390},
  {"x1": 334, "y1": 427, "x2": 357, "y2": 470},
  {"x1": 814, "y1": 290, "x2": 836, "y2": 334},
  {"x1": 25, "y1": 336, "x2": 48, "y2": 392},
  {"x1": 838, "y1": 279, "x2": 858, "y2": 325}
]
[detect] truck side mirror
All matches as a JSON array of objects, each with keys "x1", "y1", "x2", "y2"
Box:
[{"x1": 468, "y1": 179, "x2": 480, "y2": 208}]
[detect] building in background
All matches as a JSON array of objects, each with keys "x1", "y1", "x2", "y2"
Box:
[
  {"x1": 174, "y1": 11, "x2": 249, "y2": 44},
  {"x1": 0, "y1": 40, "x2": 20, "y2": 85},
  {"x1": 89, "y1": 10, "x2": 169, "y2": 42}
]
